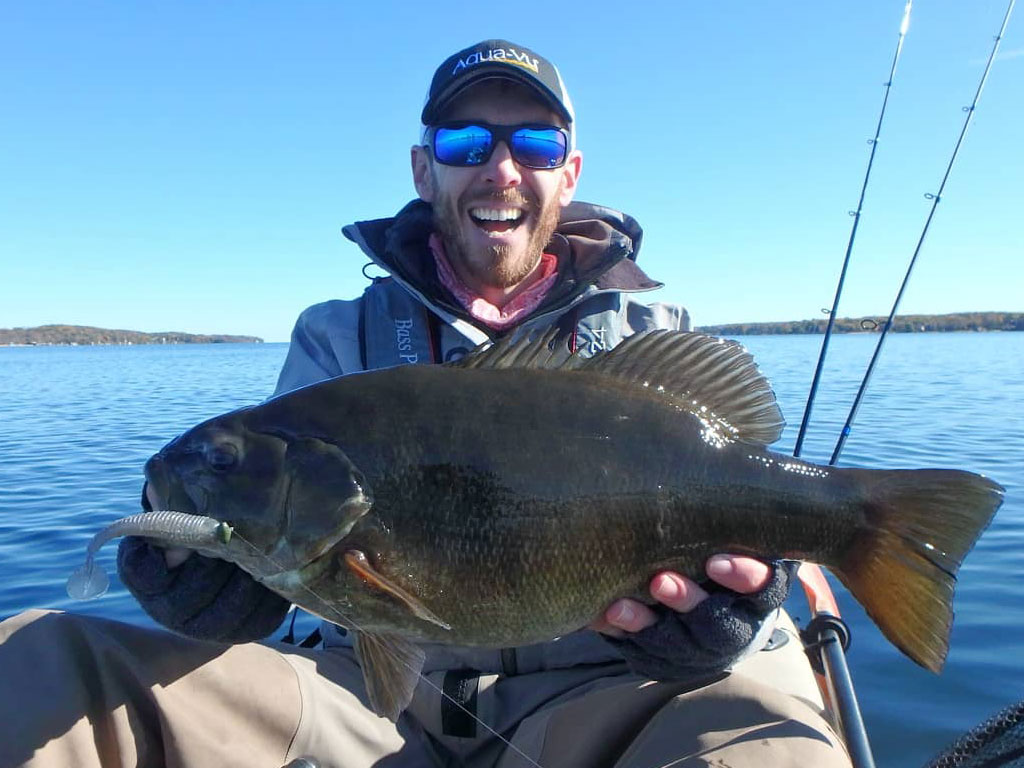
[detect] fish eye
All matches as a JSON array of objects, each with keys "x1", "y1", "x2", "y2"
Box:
[{"x1": 204, "y1": 442, "x2": 239, "y2": 472}]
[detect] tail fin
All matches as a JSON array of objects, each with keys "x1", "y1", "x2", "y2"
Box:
[{"x1": 830, "y1": 469, "x2": 1003, "y2": 673}]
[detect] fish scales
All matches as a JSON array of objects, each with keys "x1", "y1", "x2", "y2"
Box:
[{"x1": 249, "y1": 362, "x2": 863, "y2": 644}]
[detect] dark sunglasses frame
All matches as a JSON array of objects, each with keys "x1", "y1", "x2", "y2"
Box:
[{"x1": 426, "y1": 121, "x2": 570, "y2": 169}]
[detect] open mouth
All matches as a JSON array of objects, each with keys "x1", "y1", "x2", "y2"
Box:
[
  {"x1": 469, "y1": 206, "x2": 525, "y2": 235},
  {"x1": 142, "y1": 455, "x2": 203, "y2": 517}
]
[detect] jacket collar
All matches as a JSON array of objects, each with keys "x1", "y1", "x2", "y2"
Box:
[{"x1": 342, "y1": 199, "x2": 663, "y2": 322}]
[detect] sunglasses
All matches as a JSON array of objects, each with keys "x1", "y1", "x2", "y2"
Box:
[{"x1": 428, "y1": 121, "x2": 569, "y2": 169}]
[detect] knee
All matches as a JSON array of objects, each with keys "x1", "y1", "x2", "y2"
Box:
[
  {"x1": 0, "y1": 608, "x2": 65, "y2": 640},
  {"x1": 0, "y1": 609, "x2": 129, "y2": 662}
]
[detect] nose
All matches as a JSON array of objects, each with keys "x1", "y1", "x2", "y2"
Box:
[{"x1": 482, "y1": 140, "x2": 522, "y2": 187}]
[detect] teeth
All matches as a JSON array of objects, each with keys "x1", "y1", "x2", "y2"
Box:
[{"x1": 470, "y1": 208, "x2": 523, "y2": 222}]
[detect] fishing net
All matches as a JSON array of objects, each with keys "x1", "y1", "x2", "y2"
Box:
[{"x1": 923, "y1": 699, "x2": 1024, "y2": 767}]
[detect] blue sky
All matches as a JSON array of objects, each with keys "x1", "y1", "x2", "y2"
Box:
[{"x1": 2, "y1": 1, "x2": 1020, "y2": 342}]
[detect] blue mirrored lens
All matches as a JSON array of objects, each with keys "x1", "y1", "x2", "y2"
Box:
[
  {"x1": 434, "y1": 125, "x2": 492, "y2": 166},
  {"x1": 511, "y1": 128, "x2": 568, "y2": 169},
  {"x1": 431, "y1": 124, "x2": 568, "y2": 168}
]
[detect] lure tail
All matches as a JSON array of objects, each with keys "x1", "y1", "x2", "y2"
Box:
[
  {"x1": 66, "y1": 557, "x2": 110, "y2": 599},
  {"x1": 65, "y1": 511, "x2": 232, "y2": 601}
]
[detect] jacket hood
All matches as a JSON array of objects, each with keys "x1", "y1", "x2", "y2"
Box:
[{"x1": 342, "y1": 199, "x2": 662, "y2": 324}]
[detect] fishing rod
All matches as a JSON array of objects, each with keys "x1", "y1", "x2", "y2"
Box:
[
  {"x1": 793, "y1": 4, "x2": 1015, "y2": 765},
  {"x1": 790, "y1": 6, "x2": 915, "y2": 766},
  {"x1": 794, "y1": 1, "x2": 1013, "y2": 763},
  {"x1": 829, "y1": 0, "x2": 1016, "y2": 466},
  {"x1": 798, "y1": 564, "x2": 876, "y2": 768},
  {"x1": 793, "y1": 0, "x2": 913, "y2": 459}
]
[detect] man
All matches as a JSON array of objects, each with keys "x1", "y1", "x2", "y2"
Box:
[{"x1": 0, "y1": 40, "x2": 850, "y2": 768}]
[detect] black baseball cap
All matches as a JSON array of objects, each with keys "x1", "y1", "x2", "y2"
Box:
[{"x1": 420, "y1": 40, "x2": 575, "y2": 137}]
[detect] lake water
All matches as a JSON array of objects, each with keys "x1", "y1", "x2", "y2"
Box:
[{"x1": 1, "y1": 333, "x2": 1021, "y2": 767}]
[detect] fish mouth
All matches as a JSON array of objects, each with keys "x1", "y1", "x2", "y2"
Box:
[
  {"x1": 139, "y1": 431, "x2": 373, "y2": 578},
  {"x1": 141, "y1": 456, "x2": 225, "y2": 567}
]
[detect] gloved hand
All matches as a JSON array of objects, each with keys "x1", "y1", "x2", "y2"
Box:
[
  {"x1": 117, "y1": 536, "x2": 291, "y2": 643},
  {"x1": 598, "y1": 557, "x2": 795, "y2": 680}
]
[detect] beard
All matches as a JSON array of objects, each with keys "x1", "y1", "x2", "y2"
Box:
[{"x1": 432, "y1": 181, "x2": 563, "y2": 290}]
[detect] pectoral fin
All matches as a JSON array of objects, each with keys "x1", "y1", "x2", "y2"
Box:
[
  {"x1": 353, "y1": 631, "x2": 425, "y2": 721},
  {"x1": 344, "y1": 549, "x2": 451, "y2": 630}
]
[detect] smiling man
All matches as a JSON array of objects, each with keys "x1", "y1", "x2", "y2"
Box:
[
  {"x1": 0, "y1": 40, "x2": 852, "y2": 768},
  {"x1": 413, "y1": 79, "x2": 580, "y2": 311}
]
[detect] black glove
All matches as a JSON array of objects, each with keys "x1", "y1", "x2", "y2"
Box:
[
  {"x1": 117, "y1": 536, "x2": 291, "y2": 643},
  {"x1": 603, "y1": 560, "x2": 795, "y2": 681}
]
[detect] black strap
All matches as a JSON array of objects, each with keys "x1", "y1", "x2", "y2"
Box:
[
  {"x1": 556, "y1": 306, "x2": 581, "y2": 354},
  {"x1": 298, "y1": 627, "x2": 322, "y2": 648},
  {"x1": 424, "y1": 305, "x2": 441, "y2": 364},
  {"x1": 280, "y1": 609, "x2": 299, "y2": 644},
  {"x1": 358, "y1": 294, "x2": 368, "y2": 371},
  {"x1": 279, "y1": 611, "x2": 323, "y2": 649},
  {"x1": 441, "y1": 669, "x2": 480, "y2": 738}
]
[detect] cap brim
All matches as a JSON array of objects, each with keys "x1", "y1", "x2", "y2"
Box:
[{"x1": 421, "y1": 67, "x2": 573, "y2": 126}]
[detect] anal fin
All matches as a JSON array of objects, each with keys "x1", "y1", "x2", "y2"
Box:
[{"x1": 354, "y1": 631, "x2": 425, "y2": 721}]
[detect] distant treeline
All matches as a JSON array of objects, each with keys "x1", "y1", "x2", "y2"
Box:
[
  {"x1": 697, "y1": 312, "x2": 1023, "y2": 336},
  {"x1": 0, "y1": 324, "x2": 263, "y2": 346}
]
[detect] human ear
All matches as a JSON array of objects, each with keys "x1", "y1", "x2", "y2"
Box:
[
  {"x1": 558, "y1": 150, "x2": 583, "y2": 206},
  {"x1": 411, "y1": 145, "x2": 435, "y2": 202}
]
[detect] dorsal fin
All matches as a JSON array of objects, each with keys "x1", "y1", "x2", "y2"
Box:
[
  {"x1": 450, "y1": 329, "x2": 784, "y2": 445},
  {"x1": 447, "y1": 326, "x2": 578, "y2": 370},
  {"x1": 577, "y1": 331, "x2": 785, "y2": 444}
]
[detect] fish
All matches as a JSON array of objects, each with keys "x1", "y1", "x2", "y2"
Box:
[{"x1": 101, "y1": 330, "x2": 1003, "y2": 720}]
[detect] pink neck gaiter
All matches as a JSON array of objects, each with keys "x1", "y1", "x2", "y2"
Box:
[{"x1": 429, "y1": 233, "x2": 559, "y2": 330}]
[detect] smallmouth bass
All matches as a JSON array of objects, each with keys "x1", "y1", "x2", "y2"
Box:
[{"x1": 83, "y1": 331, "x2": 1004, "y2": 720}]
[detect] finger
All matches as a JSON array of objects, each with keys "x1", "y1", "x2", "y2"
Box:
[
  {"x1": 650, "y1": 571, "x2": 708, "y2": 613},
  {"x1": 144, "y1": 482, "x2": 161, "y2": 511},
  {"x1": 143, "y1": 484, "x2": 190, "y2": 569},
  {"x1": 593, "y1": 598, "x2": 658, "y2": 635},
  {"x1": 164, "y1": 547, "x2": 194, "y2": 569},
  {"x1": 706, "y1": 555, "x2": 771, "y2": 594}
]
